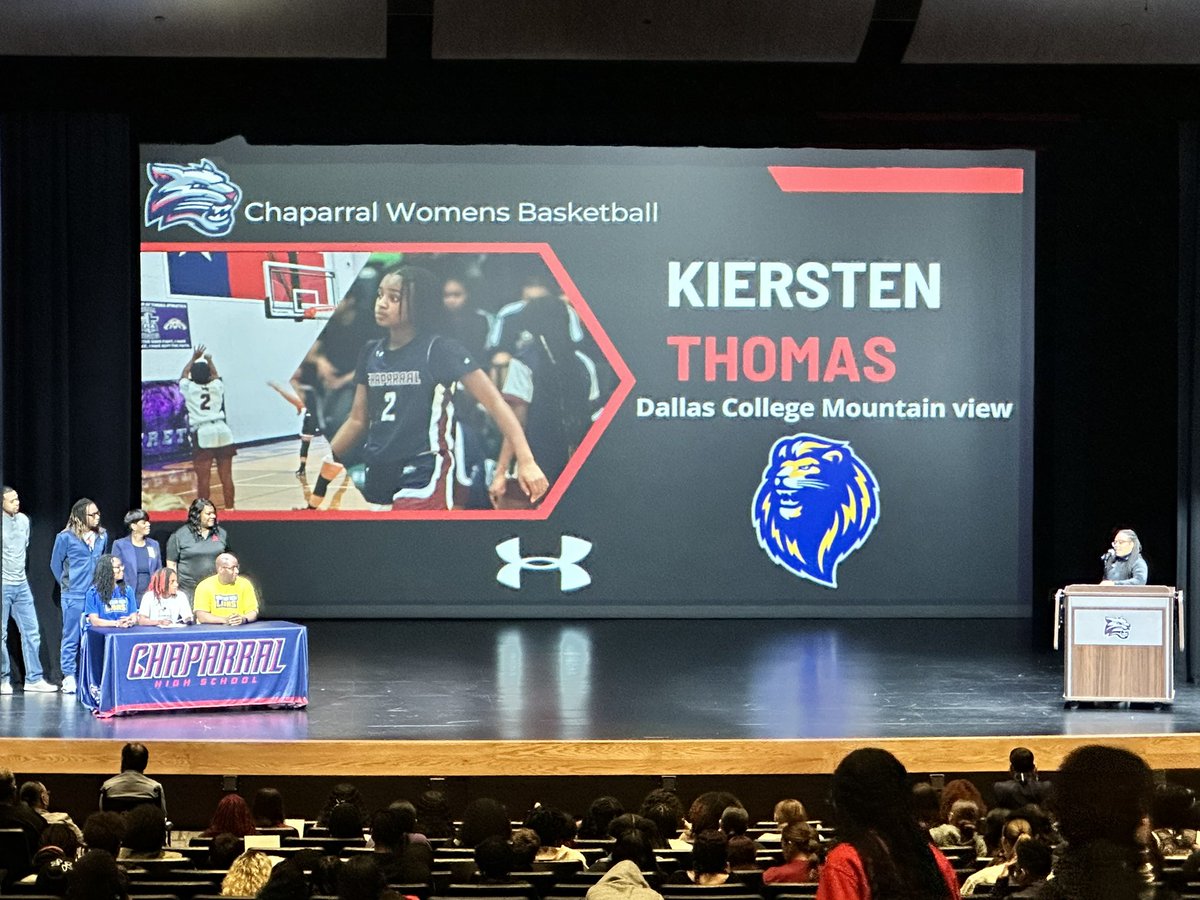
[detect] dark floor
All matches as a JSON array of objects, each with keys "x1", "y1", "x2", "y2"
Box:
[{"x1": 1, "y1": 619, "x2": 1195, "y2": 741}]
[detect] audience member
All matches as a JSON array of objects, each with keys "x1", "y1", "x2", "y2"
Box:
[
  {"x1": 589, "y1": 815, "x2": 660, "y2": 873},
  {"x1": 579, "y1": 796, "x2": 625, "y2": 839},
  {"x1": 100, "y1": 743, "x2": 167, "y2": 816},
  {"x1": 940, "y1": 780, "x2": 988, "y2": 825},
  {"x1": 209, "y1": 832, "x2": 244, "y2": 869},
  {"x1": 311, "y1": 856, "x2": 344, "y2": 896},
  {"x1": 994, "y1": 748, "x2": 1053, "y2": 811},
  {"x1": 82, "y1": 812, "x2": 127, "y2": 858},
  {"x1": 1003, "y1": 840, "x2": 1051, "y2": 900},
  {"x1": 473, "y1": 834, "x2": 517, "y2": 883},
  {"x1": 930, "y1": 800, "x2": 987, "y2": 857},
  {"x1": 665, "y1": 829, "x2": 729, "y2": 886},
  {"x1": 20, "y1": 781, "x2": 83, "y2": 841},
  {"x1": 65, "y1": 850, "x2": 129, "y2": 900},
  {"x1": 16, "y1": 823, "x2": 83, "y2": 889},
  {"x1": 0, "y1": 767, "x2": 47, "y2": 853},
  {"x1": 458, "y1": 798, "x2": 512, "y2": 848},
  {"x1": 252, "y1": 787, "x2": 292, "y2": 830},
  {"x1": 1150, "y1": 783, "x2": 1198, "y2": 857},
  {"x1": 35, "y1": 856, "x2": 74, "y2": 897},
  {"x1": 774, "y1": 799, "x2": 808, "y2": 828},
  {"x1": 727, "y1": 835, "x2": 759, "y2": 871},
  {"x1": 510, "y1": 827, "x2": 541, "y2": 869},
  {"x1": 961, "y1": 817, "x2": 1032, "y2": 895},
  {"x1": 415, "y1": 789, "x2": 455, "y2": 840},
  {"x1": 912, "y1": 783, "x2": 942, "y2": 831},
  {"x1": 763, "y1": 821, "x2": 820, "y2": 884},
  {"x1": 338, "y1": 855, "x2": 397, "y2": 900},
  {"x1": 327, "y1": 802, "x2": 366, "y2": 840},
  {"x1": 585, "y1": 859, "x2": 664, "y2": 900},
  {"x1": 686, "y1": 792, "x2": 744, "y2": 842},
  {"x1": 371, "y1": 806, "x2": 434, "y2": 884},
  {"x1": 817, "y1": 747, "x2": 958, "y2": 899},
  {"x1": 720, "y1": 806, "x2": 753, "y2": 839},
  {"x1": 640, "y1": 789, "x2": 687, "y2": 850},
  {"x1": 221, "y1": 849, "x2": 274, "y2": 898},
  {"x1": 256, "y1": 860, "x2": 313, "y2": 900},
  {"x1": 386, "y1": 799, "x2": 430, "y2": 846},
  {"x1": 202, "y1": 793, "x2": 258, "y2": 838},
  {"x1": 318, "y1": 783, "x2": 366, "y2": 828},
  {"x1": 527, "y1": 806, "x2": 586, "y2": 863},
  {"x1": 1037, "y1": 744, "x2": 1169, "y2": 900},
  {"x1": 119, "y1": 804, "x2": 182, "y2": 860}
]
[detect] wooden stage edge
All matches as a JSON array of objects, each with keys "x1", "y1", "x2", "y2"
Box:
[{"x1": 5, "y1": 734, "x2": 1200, "y2": 777}]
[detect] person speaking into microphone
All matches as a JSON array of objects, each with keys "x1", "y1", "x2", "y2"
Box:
[{"x1": 1100, "y1": 529, "x2": 1148, "y2": 585}]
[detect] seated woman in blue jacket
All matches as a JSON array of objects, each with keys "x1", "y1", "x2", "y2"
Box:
[{"x1": 83, "y1": 555, "x2": 138, "y2": 630}]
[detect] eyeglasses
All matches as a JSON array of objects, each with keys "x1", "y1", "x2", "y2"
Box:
[
  {"x1": 87, "y1": 511, "x2": 100, "y2": 518},
  {"x1": 1113, "y1": 539, "x2": 1134, "y2": 546}
]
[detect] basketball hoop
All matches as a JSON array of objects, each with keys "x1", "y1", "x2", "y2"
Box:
[{"x1": 302, "y1": 305, "x2": 338, "y2": 320}]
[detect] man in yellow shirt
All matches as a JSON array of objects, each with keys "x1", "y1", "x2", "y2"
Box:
[{"x1": 192, "y1": 553, "x2": 258, "y2": 626}]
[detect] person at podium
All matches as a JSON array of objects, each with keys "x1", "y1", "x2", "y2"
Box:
[
  {"x1": 192, "y1": 553, "x2": 259, "y2": 626},
  {"x1": 1100, "y1": 529, "x2": 1148, "y2": 586}
]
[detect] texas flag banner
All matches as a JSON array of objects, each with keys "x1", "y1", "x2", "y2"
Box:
[{"x1": 166, "y1": 250, "x2": 328, "y2": 300}]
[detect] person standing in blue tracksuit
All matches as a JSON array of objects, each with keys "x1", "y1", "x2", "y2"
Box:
[{"x1": 49, "y1": 497, "x2": 108, "y2": 694}]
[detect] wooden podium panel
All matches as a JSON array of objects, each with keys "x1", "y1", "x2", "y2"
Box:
[{"x1": 1059, "y1": 585, "x2": 1179, "y2": 703}]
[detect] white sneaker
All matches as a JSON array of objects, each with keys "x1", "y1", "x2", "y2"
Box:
[
  {"x1": 0, "y1": 682, "x2": 12, "y2": 695},
  {"x1": 60, "y1": 675, "x2": 76, "y2": 694},
  {"x1": 25, "y1": 680, "x2": 58, "y2": 693}
]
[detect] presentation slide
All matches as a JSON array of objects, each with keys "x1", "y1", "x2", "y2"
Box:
[{"x1": 139, "y1": 140, "x2": 1033, "y2": 617}]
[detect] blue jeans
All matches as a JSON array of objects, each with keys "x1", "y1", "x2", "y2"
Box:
[
  {"x1": 59, "y1": 592, "x2": 85, "y2": 678},
  {"x1": 2, "y1": 581, "x2": 45, "y2": 684}
]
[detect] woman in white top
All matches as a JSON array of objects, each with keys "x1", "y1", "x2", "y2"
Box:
[{"x1": 138, "y1": 568, "x2": 193, "y2": 625}]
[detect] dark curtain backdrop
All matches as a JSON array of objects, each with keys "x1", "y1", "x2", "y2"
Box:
[
  {"x1": 0, "y1": 112, "x2": 132, "y2": 681},
  {"x1": 1182, "y1": 124, "x2": 1200, "y2": 682}
]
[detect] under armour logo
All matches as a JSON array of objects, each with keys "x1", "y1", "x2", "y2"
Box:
[{"x1": 496, "y1": 536, "x2": 592, "y2": 592}]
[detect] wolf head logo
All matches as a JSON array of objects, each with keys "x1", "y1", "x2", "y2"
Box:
[{"x1": 144, "y1": 159, "x2": 242, "y2": 237}]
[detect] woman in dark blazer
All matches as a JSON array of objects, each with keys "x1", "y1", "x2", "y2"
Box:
[{"x1": 111, "y1": 509, "x2": 162, "y2": 599}]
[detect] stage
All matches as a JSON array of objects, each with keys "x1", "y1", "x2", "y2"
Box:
[{"x1": 1, "y1": 618, "x2": 1198, "y2": 777}]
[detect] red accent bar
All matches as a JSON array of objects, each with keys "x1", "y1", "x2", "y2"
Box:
[{"x1": 768, "y1": 166, "x2": 1025, "y2": 194}]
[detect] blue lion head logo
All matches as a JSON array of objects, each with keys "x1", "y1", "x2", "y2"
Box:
[
  {"x1": 144, "y1": 159, "x2": 242, "y2": 237},
  {"x1": 751, "y1": 433, "x2": 880, "y2": 589},
  {"x1": 1104, "y1": 616, "x2": 1131, "y2": 640}
]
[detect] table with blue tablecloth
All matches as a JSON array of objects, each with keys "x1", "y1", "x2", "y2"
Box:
[{"x1": 78, "y1": 621, "x2": 308, "y2": 717}]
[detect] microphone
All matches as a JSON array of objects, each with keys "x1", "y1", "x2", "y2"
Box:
[{"x1": 1101, "y1": 549, "x2": 1115, "y2": 564}]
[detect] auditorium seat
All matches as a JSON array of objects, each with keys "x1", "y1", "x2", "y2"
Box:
[
  {"x1": 761, "y1": 884, "x2": 817, "y2": 900},
  {"x1": 772, "y1": 889, "x2": 818, "y2": 900},
  {"x1": 125, "y1": 858, "x2": 196, "y2": 876},
  {"x1": 508, "y1": 871, "x2": 558, "y2": 897},
  {"x1": 0, "y1": 828, "x2": 33, "y2": 889},
  {"x1": 281, "y1": 835, "x2": 367, "y2": 851},
  {"x1": 127, "y1": 882, "x2": 217, "y2": 900},
  {"x1": 387, "y1": 884, "x2": 432, "y2": 900},
  {"x1": 441, "y1": 883, "x2": 538, "y2": 900},
  {"x1": 530, "y1": 859, "x2": 583, "y2": 877}
]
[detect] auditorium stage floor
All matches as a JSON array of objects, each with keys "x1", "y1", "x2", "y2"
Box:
[{"x1": 2, "y1": 618, "x2": 1198, "y2": 775}]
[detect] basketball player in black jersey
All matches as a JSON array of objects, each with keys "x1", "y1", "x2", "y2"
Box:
[{"x1": 308, "y1": 265, "x2": 548, "y2": 510}]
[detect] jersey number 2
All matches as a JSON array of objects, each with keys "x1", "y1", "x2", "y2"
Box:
[{"x1": 381, "y1": 390, "x2": 396, "y2": 421}]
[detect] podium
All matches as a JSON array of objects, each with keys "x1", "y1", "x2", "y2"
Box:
[{"x1": 1054, "y1": 584, "x2": 1184, "y2": 704}]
